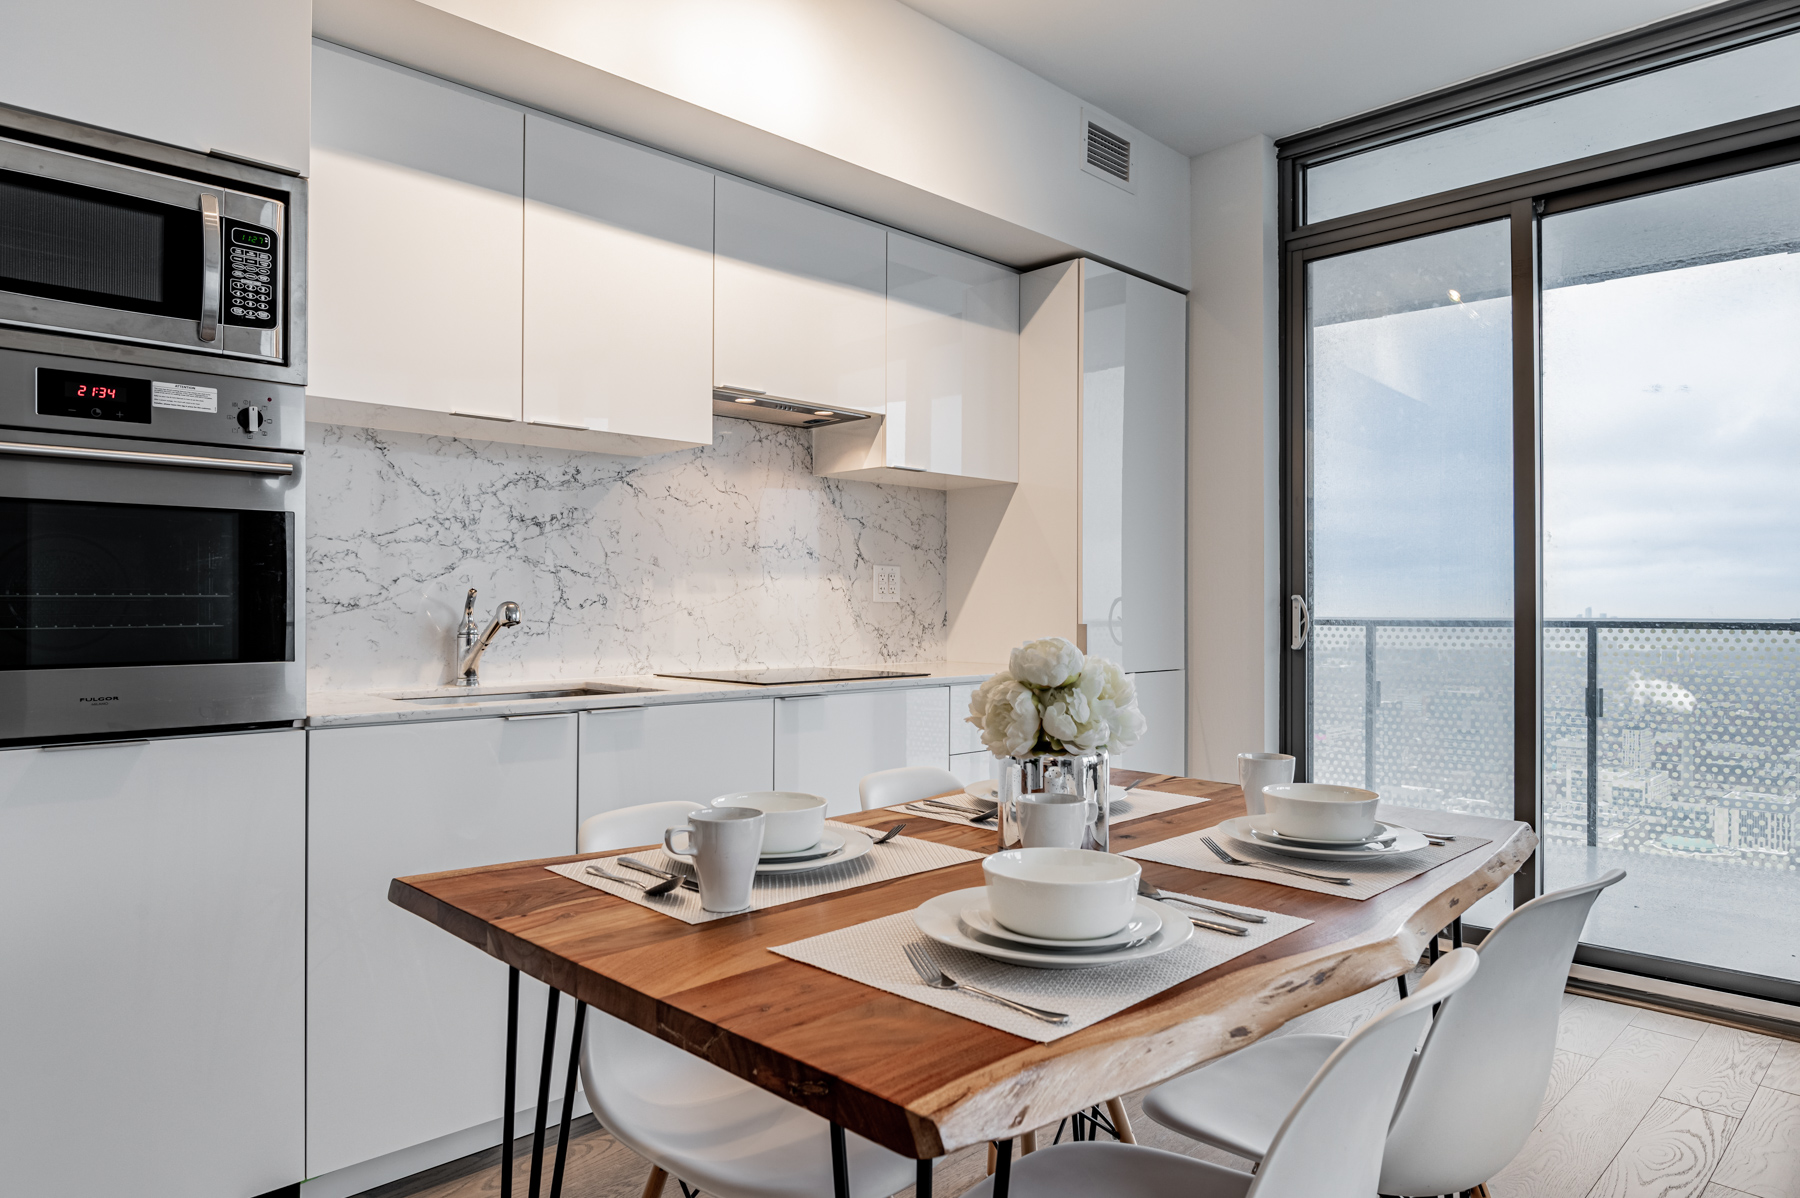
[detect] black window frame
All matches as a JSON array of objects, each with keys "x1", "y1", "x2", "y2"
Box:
[{"x1": 1277, "y1": 0, "x2": 1800, "y2": 1005}]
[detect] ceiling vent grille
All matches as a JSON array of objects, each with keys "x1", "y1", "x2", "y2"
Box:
[{"x1": 1080, "y1": 108, "x2": 1136, "y2": 193}]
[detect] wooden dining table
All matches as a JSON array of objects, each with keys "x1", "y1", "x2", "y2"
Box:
[{"x1": 389, "y1": 770, "x2": 1535, "y2": 1198}]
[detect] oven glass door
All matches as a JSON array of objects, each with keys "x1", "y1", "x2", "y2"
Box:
[{"x1": 0, "y1": 496, "x2": 293, "y2": 670}]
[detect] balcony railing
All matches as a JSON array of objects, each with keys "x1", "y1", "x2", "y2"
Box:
[{"x1": 1310, "y1": 617, "x2": 1800, "y2": 868}]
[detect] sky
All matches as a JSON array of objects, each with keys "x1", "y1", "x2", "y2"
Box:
[{"x1": 1310, "y1": 240, "x2": 1800, "y2": 621}]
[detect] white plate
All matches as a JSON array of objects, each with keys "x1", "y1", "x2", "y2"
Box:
[
  {"x1": 915, "y1": 887, "x2": 1193, "y2": 969},
  {"x1": 1257, "y1": 821, "x2": 1398, "y2": 849},
  {"x1": 761, "y1": 829, "x2": 847, "y2": 861},
  {"x1": 755, "y1": 826, "x2": 873, "y2": 874},
  {"x1": 964, "y1": 779, "x2": 998, "y2": 803},
  {"x1": 1221, "y1": 815, "x2": 1429, "y2": 860},
  {"x1": 959, "y1": 899, "x2": 1163, "y2": 951}
]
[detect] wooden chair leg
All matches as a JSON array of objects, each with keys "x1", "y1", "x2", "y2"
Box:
[
  {"x1": 1105, "y1": 1097, "x2": 1137, "y2": 1144},
  {"x1": 1022, "y1": 1129, "x2": 1039, "y2": 1155},
  {"x1": 639, "y1": 1164, "x2": 668, "y2": 1198}
]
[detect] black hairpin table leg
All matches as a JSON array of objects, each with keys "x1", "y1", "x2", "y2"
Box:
[
  {"x1": 527, "y1": 987, "x2": 561, "y2": 1198},
  {"x1": 992, "y1": 1138, "x2": 1013, "y2": 1198},
  {"x1": 548, "y1": 1001, "x2": 586, "y2": 1198},
  {"x1": 502, "y1": 967, "x2": 519, "y2": 1198},
  {"x1": 1452, "y1": 917, "x2": 1464, "y2": 949},
  {"x1": 830, "y1": 1123, "x2": 850, "y2": 1198},
  {"x1": 916, "y1": 1157, "x2": 933, "y2": 1198}
]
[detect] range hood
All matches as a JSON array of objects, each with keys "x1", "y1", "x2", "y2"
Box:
[{"x1": 712, "y1": 386, "x2": 875, "y2": 428}]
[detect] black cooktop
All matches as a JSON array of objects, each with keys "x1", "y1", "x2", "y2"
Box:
[{"x1": 655, "y1": 667, "x2": 932, "y2": 686}]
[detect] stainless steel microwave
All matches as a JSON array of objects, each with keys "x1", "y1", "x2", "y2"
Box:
[{"x1": 0, "y1": 106, "x2": 301, "y2": 378}]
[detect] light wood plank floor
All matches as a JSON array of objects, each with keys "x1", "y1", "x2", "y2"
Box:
[{"x1": 359, "y1": 987, "x2": 1800, "y2": 1198}]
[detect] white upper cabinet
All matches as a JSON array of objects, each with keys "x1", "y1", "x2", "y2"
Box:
[
  {"x1": 714, "y1": 177, "x2": 887, "y2": 413},
  {"x1": 2, "y1": 1, "x2": 310, "y2": 174},
  {"x1": 308, "y1": 44, "x2": 525, "y2": 420},
  {"x1": 524, "y1": 114, "x2": 714, "y2": 452},
  {"x1": 816, "y1": 232, "x2": 1019, "y2": 488}
]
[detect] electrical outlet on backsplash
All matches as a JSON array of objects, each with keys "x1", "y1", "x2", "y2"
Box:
[{"x1": 303, "y1": 419, "x2": 948, "y2": 691}]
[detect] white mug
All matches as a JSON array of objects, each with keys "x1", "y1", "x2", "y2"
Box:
[
  {"x1": 1017, "y1": 793, "x2": 1092, "y2": 850},
  {"x1": 1238, "y1": 752, "x2": 1296, "y2": 817},
  {"x1": 663, "y1": 807, "x2": 765, "y2": 912}
]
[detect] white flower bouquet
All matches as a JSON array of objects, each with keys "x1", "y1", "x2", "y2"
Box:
[{"x1": 966, "y1": 637, "x2": 1147, "y2": 758}]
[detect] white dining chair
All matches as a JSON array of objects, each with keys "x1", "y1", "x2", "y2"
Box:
[
  {"x1": 1141, "y1": 870, "x2": 1625, "y2": 1197},
  {"x1": 575, "y1": 801, "x2": 918, "y2": 1198},
  {"x1": 857, "y1": 765, "x2": 967, "y2": 811},
  {"x1": 961, "y1": 948, "x2": 1480, "y2": 1198}
]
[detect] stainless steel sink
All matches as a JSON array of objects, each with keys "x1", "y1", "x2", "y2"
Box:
[{"x1": 394, "y1": 684, "x2": 657, "y2": 706}]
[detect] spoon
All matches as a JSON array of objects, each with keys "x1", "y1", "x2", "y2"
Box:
[
  {"x1": 873, "y1": 822, "x2": 907, "y2": 844},
  {"x1": 587, "y1": 863, "x2": 679, "y2": 896}
]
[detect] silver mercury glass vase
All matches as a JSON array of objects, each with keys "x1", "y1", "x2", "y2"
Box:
[{"x1": 997, "y1": 749, "x2": 1110, "y2": 853}]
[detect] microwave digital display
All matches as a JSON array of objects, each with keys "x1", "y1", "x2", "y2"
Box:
[{"x1": 36, "y1": 368, "x2": 152, "y2": 423}]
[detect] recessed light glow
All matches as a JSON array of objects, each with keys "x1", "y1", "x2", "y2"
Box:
[
  {"x1": 734, "y1": 396, "x2": 758, "y2": 404},
  {"x1": 1447, "y1": 289, "x2": 1463, "y2": 302},
  {"x1": 814, "y1": 410, "x2": 833, "y2": 417}
]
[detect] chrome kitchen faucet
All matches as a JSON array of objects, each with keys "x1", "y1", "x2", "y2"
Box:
[{"x1": 454, "y1": 587, "x2": 521, "y2": 686}]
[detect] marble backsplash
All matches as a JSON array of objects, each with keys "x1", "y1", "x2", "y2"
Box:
[{"x1": 305, "y1": 419, "x2": 948, "y2": 691}]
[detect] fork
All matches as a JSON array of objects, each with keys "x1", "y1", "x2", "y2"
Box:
[
  {"x1": 616, "y1": 856, "x2": 699, "y2": 892},
  {"x1": 908, "y1": 799, "x2": 996, "y2": 824},
  {"x1": 901, "y1": 943, "x2": 1069, "y2": 1024},
  {"x1": 586, "y1": 863, "x2": 680, "y2": 896},
  {"x1": 872, "y1": 822, "x2": 906, "y2": 844},
  {"x1": 1200, "y1": 836, "x2": 1353, "y2": 886}
]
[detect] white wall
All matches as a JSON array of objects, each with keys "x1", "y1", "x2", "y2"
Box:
[
  {"x1": 0, "y1": 0, "x2": 312, "y2": 174},
  {"x1": 313, "y1": 0, "x2": 1190, "y2": 288},
  {"x1": 1186, "y1": 136, "x2": 1281, "y2": 782}
]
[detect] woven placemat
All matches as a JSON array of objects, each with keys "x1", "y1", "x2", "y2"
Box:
[
  {"x1": 546, "y1": 822, "x2": 983, "y2": 924},
  {"x1": 771, "y1": 901, "x2": 1311, "y2": 1043},
  {"x1": 1124, "y1": 805, "x2": 1491, "y2": 900},
  {"x1": 894, "y1": 784, "x2": 1208, "y2": 830}
]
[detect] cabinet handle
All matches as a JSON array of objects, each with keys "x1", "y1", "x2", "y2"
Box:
[
  {"x1": 525, "y1": 418, "x2": 590, "y2": 431},
  {"x1": 450, "y1": 410, "x2": 517, "y2": 422},
  {"x1": 503, "y1": 713, "x2": 569, "y2": 722},
  {"x1": 41, "y1": 738, "x2": 151, "y2": 752}
]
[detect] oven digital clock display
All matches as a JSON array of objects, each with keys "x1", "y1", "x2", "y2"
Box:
[{"x1": 36, "y1": 368, "x2": 153, "y2": 424}]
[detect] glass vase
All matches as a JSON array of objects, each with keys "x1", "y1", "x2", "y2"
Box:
[{"x1": 998, "y1": 749, "x2": 1110, "y2": 853}]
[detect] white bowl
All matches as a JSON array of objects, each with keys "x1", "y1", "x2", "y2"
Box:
[
  {"x1": 1261, "y1": 783, "x2": 1381, "y2": 843},
  {"x1": 981, "y1": 848, "x2": 1142, "y2": 941},
  {"x1": 711, "y1": 791, "x2": 827, "y2": 853}
]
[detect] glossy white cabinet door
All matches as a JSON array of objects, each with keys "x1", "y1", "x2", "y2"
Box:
[
  {"x1": 816, "y1": 233, "x2": 1018, "y2": 487},
  {"x1": 948, "y1": 750, "x2": 1000, "y2": 788},
  {"x1": 714, "y1": 176, "x2": 887, "y2": 413},
  {"x1": 0, "y1": 731, "x2": 305, "y2": 1198},
  {"x1": 2, "y1": 1, "x2": 310, "y2": 173},
  {"x1": 309, "y1": 44, "x2": 524, "y2": 420},
  {"x1": 307, "y1": 716, "x2": 575, "y2": 1177},
  {"x1": 774, "y1": 688, "x2": 950, "y2": 815},
  {"x1": 1081, "y1": 261, "x2": 1129, "y2": 664},
  {"x1": 578, "y1": 700, "x2": 774, "y2": 824},
  {"x1": 1120, "y1": 670, "x2": 1187, "y2": 777},
  {"x1": 524, "y1": 114, "x2": 714, "y2": 451},
  {"x1": 949, "y1": 681, "x2": 984, "y2": 755},
  {"x1": 1121, "y1": 274, "x2": 1188, "y2": 674}
]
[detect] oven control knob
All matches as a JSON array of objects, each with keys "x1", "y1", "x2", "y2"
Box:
[{"x1": 237, "y1": 406, "x2": 265, "y2": 433}]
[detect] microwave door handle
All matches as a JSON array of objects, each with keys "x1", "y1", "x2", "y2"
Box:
[{"x1": 198, "y1": 193, "x2": 221, "y2": 343}]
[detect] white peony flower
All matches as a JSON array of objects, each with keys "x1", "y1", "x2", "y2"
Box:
[
  {"x1": 977, "y1": 678, "x2": 1042, "y2": 758},
  {"x1": 1008, "y1": 637, "x2": 1085, "y2": 689}
]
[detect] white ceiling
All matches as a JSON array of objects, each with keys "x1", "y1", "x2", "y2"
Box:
[{"x1": 897, "y1": 0, "x2": 1712, "y2": 157}]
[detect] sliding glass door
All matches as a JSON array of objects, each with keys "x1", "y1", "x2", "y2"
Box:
[
  {"x1": 1301, "y1": 220, "x2": 1518, "y2": 927},
  {"x1": 1538, "y1": 161, "x2": 1800, "y2": 988}
]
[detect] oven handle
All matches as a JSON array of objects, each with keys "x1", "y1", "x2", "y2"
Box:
[
  {"x1": 0, "y1": 439, "x2": 295, "y2": 475},
  {"x1": 199, "y1": 193, "x2": 222, "y2": 343}
]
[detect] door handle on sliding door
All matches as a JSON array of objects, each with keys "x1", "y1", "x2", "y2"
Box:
[
  {"x1": 198, "y1": 193, "x2": 221, "y2": 343},
  {"x1": 1290, "y1": 595, "x2": 1310, "y2": 651}
]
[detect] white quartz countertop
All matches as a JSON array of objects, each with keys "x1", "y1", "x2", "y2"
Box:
[{"x1": 305, "y1": 661, "x2": 1001, "y2": 728}]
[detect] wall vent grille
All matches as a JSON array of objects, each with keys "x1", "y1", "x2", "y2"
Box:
[{"x1": 1086, "y1": 121, "x2": 1131, "y2": 182}]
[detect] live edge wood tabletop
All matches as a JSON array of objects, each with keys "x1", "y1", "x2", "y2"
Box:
[{"x1": 389, "y1": 770, "x2": 1536, "y2": 1162}]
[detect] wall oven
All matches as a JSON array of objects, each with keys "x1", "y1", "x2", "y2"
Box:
[{"x1": 0, "y1": 345, "x2": 303, "y2": 743}]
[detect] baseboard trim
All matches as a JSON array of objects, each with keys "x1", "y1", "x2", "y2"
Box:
[{"x1": 1567, "y1": 962, "x2": 1800, "y2": 1041}]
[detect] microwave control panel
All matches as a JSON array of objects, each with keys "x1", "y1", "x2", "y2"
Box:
[{"x1": 222, "y1": 220, "x2": 279, "y2": 330}]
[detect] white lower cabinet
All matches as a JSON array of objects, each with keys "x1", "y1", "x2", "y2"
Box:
[
  {"x1": 307, "y1": 716, "x2": 577, "y2": 1178},
  {"x1": 948, "y1": 750, "x2": 998, "y2": 787},
  {"x1": 1121, "y1": 670, "x2": 1186, "y2": 777},
  {"x1": 774, "y1": 688, "x2": 950, "y2": 814},
  {"x1": 578, "y1": 700, "x2": 774, "y2": 824},
  {"x1": 0, "y1": 730, "x2": 305, "y2": 1198}
]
